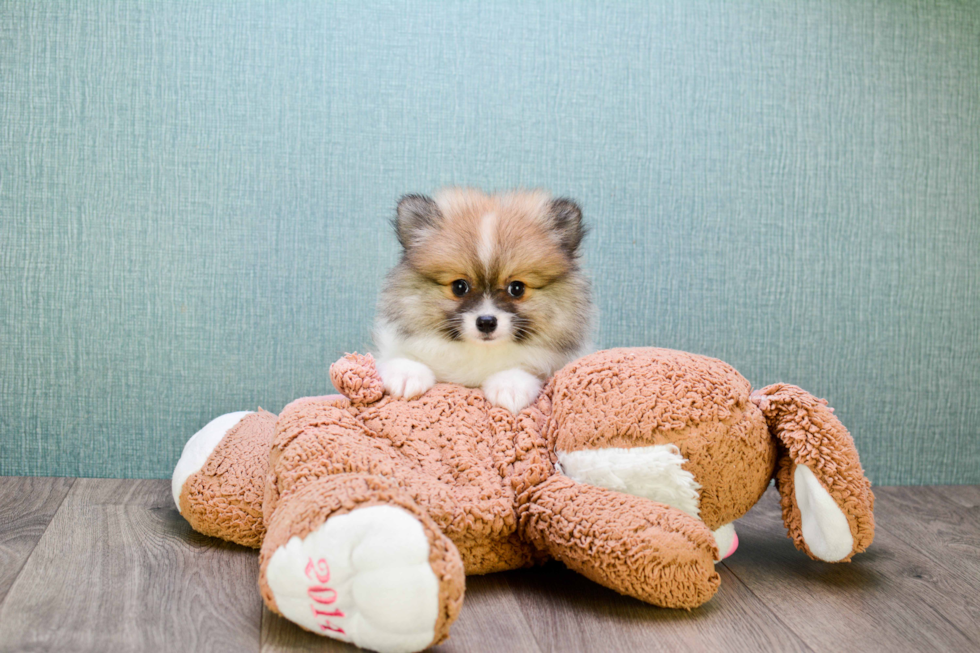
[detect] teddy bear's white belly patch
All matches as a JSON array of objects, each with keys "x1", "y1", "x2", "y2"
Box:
[{"x1": 555, "y1": 444, "x2": 702, "y2": 519}]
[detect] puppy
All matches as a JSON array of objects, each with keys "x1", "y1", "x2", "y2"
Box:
[{"x1": 373, "y1": 187, "x2": 594, "y2": 413}]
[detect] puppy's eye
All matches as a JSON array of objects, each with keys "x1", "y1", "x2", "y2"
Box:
[
  {"x1": 451, "y1": 279, "x2": 470, "y2": 297},
  {"x1": 507, "y1": 281, "x2": 526, "y2": 298}
]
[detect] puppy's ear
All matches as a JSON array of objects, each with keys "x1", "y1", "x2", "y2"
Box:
[
  {"x1": 394, "y1": 194, "x2": 440, "y2": 250},
  {"x1": 549, "y1": 198, "x2": 587, "y2": 255}
]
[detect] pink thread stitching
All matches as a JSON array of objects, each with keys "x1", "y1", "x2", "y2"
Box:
[{"x1": 305, "y1": 558, "x2": 345, "y2": 634}]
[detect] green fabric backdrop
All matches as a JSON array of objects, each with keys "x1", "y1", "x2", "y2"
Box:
[{"x1": 2, "y1": 1, "x2": 978, "y2": 484}]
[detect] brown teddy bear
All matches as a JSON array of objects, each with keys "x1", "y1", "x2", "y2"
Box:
[{"x1": 172, "y1": 348, "x2": 874, "y2": 653}]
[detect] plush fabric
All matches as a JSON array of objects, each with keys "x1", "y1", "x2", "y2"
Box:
[
  {"x1": 752, "y1": 383, "x2": 875, "y2": 562},
  {"x1": 259, "y1": 473, "x2": 464, "y2": 646},
  {"x1": 178, "y1": 409, "x2": 278, "y2": 548},
  {"x1": 548, "y1": 349, "x2": 776, "y2": 530},
  {"x1": 175, "y1": 347, "x2": 875, "y2": 652}
]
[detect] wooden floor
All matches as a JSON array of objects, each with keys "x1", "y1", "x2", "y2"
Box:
[{"x1": 0, "y1": 479, "x2": 977, "y2": 652}]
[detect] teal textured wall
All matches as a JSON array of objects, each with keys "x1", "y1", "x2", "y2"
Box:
[{"x1": 1, "y1": 1, "x2": 978, "y2": 484}]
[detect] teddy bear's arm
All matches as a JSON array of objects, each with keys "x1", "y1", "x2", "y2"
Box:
[
  {"x1": 519, "y1": 475, "x2": 720, "y2": 609},
  {"x1": 752, "y1": 384, "x2": 875, "y2": 563}
]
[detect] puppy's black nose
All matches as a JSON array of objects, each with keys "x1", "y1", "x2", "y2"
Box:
[{"x1": 476, "y1": 315, "x2": 498, "y2": 334}]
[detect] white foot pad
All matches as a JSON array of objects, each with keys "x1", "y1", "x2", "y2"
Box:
[
  {"x1": 711, "y1": 522, "x2": 738, "y2": 562},
  {"x1": 265, "y1": 505, "x2": 440, "y2": 653}
]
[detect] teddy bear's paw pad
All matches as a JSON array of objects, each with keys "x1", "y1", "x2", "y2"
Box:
[
  {"x1": 265, "y1": 505, "x2": 440, "y2": 653},
  {"x1": 482, "y1": 368, "x2": 543, "y2": 414},
  {"x1": 795, "y1": 464, "x2": 854, "y2": 562},
  {"x1": 172, "y1": 410, "x2": 253, "y2": 510},
  {"x1": 711, "y1": 523, "x2": 738, "y2": 563},
  {"x1": 377, "y1": 358, "x2": 436, "y2": 400}
]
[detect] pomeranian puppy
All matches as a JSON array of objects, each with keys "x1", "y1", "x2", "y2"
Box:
[{"x1": 373, "y1": 187, "x2": 594, "y2": 413}]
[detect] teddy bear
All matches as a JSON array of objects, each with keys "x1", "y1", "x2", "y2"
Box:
[{"x1": 172, "y1": 347, "x2": 874, "y2": 653}]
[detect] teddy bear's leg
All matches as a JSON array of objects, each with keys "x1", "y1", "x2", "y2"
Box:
[
  {"x1": 172, "y1": 409, "x2": 279, "y2": 547},
  {"x1": 752, "y1": 384, "x2": 875, "y2": 562},
  {"x1": 521, "y1": 475, "x2": 720, "y2": 609},
  {"x1": 259, "y1": 473, "x2": 465, "y2": 653}
]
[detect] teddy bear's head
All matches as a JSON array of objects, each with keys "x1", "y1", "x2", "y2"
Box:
[{"x1": 543, "y1": 348, "x2": 776, "y2": 535}]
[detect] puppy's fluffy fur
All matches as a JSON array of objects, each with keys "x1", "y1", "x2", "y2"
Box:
[{"x1": 373, "y1": 187, "x2": 594, "y2": 413}]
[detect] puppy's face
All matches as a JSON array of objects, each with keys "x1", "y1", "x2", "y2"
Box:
[{"x1": 384, "y1": 188, "x2": 589, "y2": 352}]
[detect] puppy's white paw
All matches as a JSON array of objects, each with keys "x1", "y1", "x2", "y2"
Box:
[
  {"x1": 377, "y1": 358, "x2": 436, "y2": 399},
  {"x1": 482, "y1": 369, "x2": 543, "y2": 414}
]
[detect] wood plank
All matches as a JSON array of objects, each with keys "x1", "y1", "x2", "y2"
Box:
[
  {"x1": 865, "y1": 485, "x2": 980, "y2": 643},
  {"x1": 261, "y1": 572, "x2": 543, "y2": 653},
  {"x1": 930, "y1": 484, "x2": 980, "y2": 510},
  {"x1": 0, "y1": 479, "x2": 263, "y2": 653},
  {"x1": 873, "y1": 486, "x2": 980, "y2": 581},
  {"x1": 930, "y1": 485, "x2": 980, "y2": 571},
  {"x1": 723, "y1": 487, "x2": 978, "y2": 651},
  {"x1": 0, "y1": 477, "x2": 74, "y2": 605},
  {"x1": 261, "y1": 609, "x2": 353, "y2": 652},
  {"x1": 1, "y1": 480, "x2": 978, "y2": 653},
  {"x1": 505, "y1": 557, "x2": 809, "y2": 652},
  {"x1": 431, "y1": 574, "x2": 543, "y2": 653}
]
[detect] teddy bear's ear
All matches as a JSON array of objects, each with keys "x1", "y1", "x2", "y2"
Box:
[
  {"x1": 752, "y1": 384, "x2": 875, "y2": 562},
  {"x1": 394, "y1": 194, "x2": 441, "y2": 251},
  {"x1": 329, "y1": 353, "x2": 385, "y2": 405}
]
